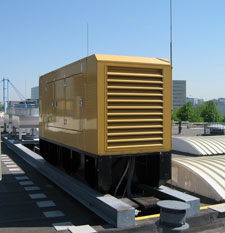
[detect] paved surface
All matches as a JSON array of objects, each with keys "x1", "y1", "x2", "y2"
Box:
[
  {"x1": 172, "y1": 125, "x2": 204, "y2": 137},
  {"x1": 0, "y1": 143, "x2": 105, "y2": 233},
  {"x1": 2, "y1": 134, "x2": 225, "y2": 233}
]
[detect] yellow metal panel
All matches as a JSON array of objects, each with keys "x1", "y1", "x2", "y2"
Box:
[
  {"x1": 52, "y1": 79, "x2": 65, "y2": 128},
  {"x1": 97, "y1": 62, "x2": 107, "y2": 155},
  {"x1": 95, "y1": 54, "x2": 169, "y2": 65},
  {"x1": 40, "y1": 54, "x2": 171, "y2": 156},
  {"x1": 64, "y1": 74, "x2": 84, "y2": 131},
  {"x1": 162, "y1": 66, "x2": 172, "y2": 152},
  {"x1": 83, "y1": 55, "x2": 98, "y2": 154},
  {"x1": 97, "y1": 61, "x2": 171, "y2": 155}
]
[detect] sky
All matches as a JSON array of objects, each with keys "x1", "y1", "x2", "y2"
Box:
[{"x1": 0, "y1": 0, "x2": 225, "y2": 101}]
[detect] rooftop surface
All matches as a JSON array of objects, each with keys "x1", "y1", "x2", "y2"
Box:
[
  {"x1": 0, "y1": 143, "x2": 105, "y2": 233},
  {"x1": 1, "y1": 126, "x2": 225, "y2": 232}
]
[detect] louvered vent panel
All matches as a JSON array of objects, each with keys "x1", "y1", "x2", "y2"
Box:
[{"x1": 106, "y1": 66, "x2": 164, "y2": 150}]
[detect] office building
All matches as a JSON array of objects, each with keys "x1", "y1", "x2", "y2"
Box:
[
  {"x1": 31, "y1": 86, "x2": 39, "y2": 100},
  {"x1": 172, "y1": 80, "x2": 186, "y2": 108},
  {"x1": 212, "y1": 98, "x2": 225, "y2": 117},
  {"x1": 186, "y1": 97, "x2": 204, "y2": 107}
]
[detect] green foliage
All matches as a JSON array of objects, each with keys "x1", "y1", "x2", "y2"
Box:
[
  {"x1": 172, "y1": 108, "x2": 180, "y2": 121},
  {"x1": 172, "y1": 101, "x2": 222, "y2": 123},
  {"x1": 191, "y1": 110, "x2": 204, "y2": 122},
  {"x1": 177, "y1": 102, "x2": 195, "y2": 121},
  {"x1": 200, "y1": 101, "x2": 222, "y2": 122},
  {"x1": 195, "y1": 103, "x2": 205, "y2": 116}
]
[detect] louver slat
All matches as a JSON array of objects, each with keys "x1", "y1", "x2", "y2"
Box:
[{"x1": 106, "y1": 67, "x2": 164, "y2": 150}]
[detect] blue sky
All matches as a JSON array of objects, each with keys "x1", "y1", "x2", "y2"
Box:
[{"x1": 0, "y1": 0, "x2": 225, "y2": 101}]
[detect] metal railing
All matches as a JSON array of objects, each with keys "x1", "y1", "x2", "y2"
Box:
[
  {"x1": 204, "y1": 123, "x2": 225, "y2": 135},
  {"x1": 173, "y1": 121, "x2": 225, "y2": 136}
]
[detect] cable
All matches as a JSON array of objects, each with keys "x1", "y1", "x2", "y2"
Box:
[
  {"x1": 126, "y1": 157, "x2": 135, "y2": 198},
  {"x1": 122, "y1": 157, "x2": 135, "y2": 198},
  {"x1": 114, "y1": 158, "x2": 130, "y2": 197},
  {"x1": 8, "y1": 80, "x2": 26, "y2": 100}
]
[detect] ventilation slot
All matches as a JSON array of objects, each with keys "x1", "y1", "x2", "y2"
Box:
[{"x1": 106, "y1": 66, "x2": 164, "y2": 150}]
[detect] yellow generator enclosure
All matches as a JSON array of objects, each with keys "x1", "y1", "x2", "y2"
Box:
[{"x1": 39, "y1": 54, "x2": 171, "y2": 156}]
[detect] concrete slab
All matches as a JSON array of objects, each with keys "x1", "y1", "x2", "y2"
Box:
[
  {"x1": 11, "y1": 172, "x2": 24, "y2": 175},
  {"x1": 52, "y1": 221, "x2": 73, "y2": 231},
  {"x1": 3, "y1": 161, "x2": 14, "y2": 164},
  {"x1": 29, "y1": 193, "x2": 47, "y2": 199},
  {"x1": 6, "y1": 165, "x2": 18, "y2": 168},
  {"x1": 19, "y1": 181, "x2": 34, "y2": 186},
  {"x1": 69, "y1": 225, "x2": 97, "y2": 233},
  {"x1": 141, "y1": 185, "x2": 200, "y2": 217},
  {"x1": 209, "y1": 204, "x2": 225, "y2": 213},
  {"x1": 43, "y1": 210, "x2": 65, "y2": 218},
  {"x1": 160, "y1": 186, "x2": 200, "y2": 217},
  {"x1": 36, "y1": 201, "x2": 56, "y2": 208},
  {"x1": 9, "y1": 168, "x2": 21, "y2": 172},
  {"x1": 24, "y1": 186, "x2": 40, "y2": 191},
  {"x1": 15, "y1": 176, "x2": 29, "y2": 180}
]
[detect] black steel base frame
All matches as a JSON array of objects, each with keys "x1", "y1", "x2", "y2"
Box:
[{"x1": 40, "y1": 138, "x2": 171, "y2": 194}]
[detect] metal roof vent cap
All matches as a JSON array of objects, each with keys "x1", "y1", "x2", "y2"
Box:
[{"x1": 157, "y1": 200, "x2": 190, "y2": 232}]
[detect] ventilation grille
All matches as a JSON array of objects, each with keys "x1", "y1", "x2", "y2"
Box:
[{"x1": 106, "y1": 66, "x2": 164, "y2": 150}]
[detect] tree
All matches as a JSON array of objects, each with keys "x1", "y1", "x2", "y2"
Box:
[
  {"x1": 200, "y1": 101, "x2": 222, "y2": 122},
  {"x1": 172, "y1": 108, "x2": 180, "y2": 121},
  {"x1": 177, "y1": 102, "x2": 195, "y2": 121},
  {"x1": 191, "y1": 110, "x2": 204, "y2": 122},
  {"x1": 195, "y1": 103, "x2": 205, "y2": 117}
]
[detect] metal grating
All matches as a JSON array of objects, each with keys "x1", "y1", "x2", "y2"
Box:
[{"x1": 106, "y1": 66, "x2": 164, "y2": 150}]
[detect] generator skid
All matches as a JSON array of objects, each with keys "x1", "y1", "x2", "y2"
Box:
[{"x1": 39, "y1": 54, "x2": 171, "y2": 196}]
